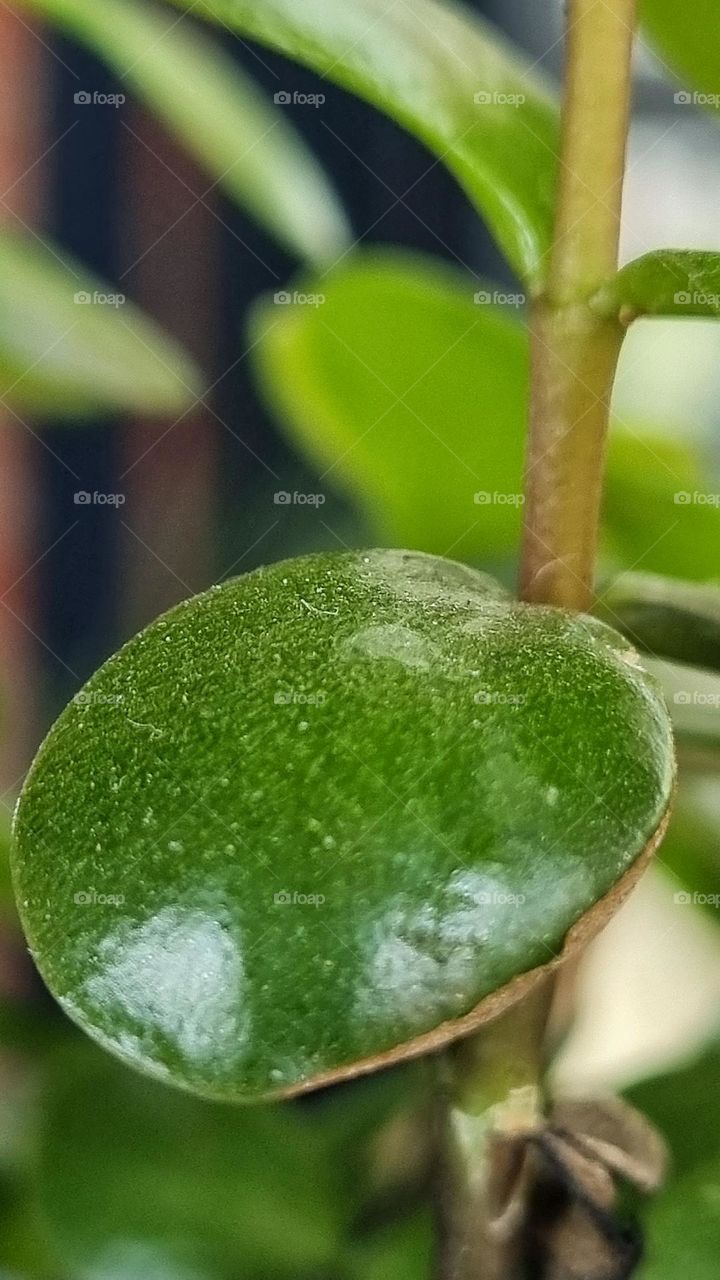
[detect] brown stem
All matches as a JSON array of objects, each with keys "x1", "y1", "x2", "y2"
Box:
[
  {"x1": 519, "y1": 0, "x2": 637, "y2": 611},
  {"x1": 436, "y1": 4, "x2": 640, "y2": 1276},
  {"x1": 520, "y1": 305, "x2": 623, "y2": 610}
]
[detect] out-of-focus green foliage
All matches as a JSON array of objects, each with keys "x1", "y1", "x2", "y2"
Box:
[
  {"x1": 656, "y1": 776, "x2": 720, "y2": 913},
  {"x1": 254, "y1": 252, "x2": 529, "y2": 560},
  {"x1": 0, "y1": 229, "x2": 201, "y2": 417},
  {"x1": 251, "y1": 251, "x2": 720, "y2": 580},
  {"x1": 346, "y1": 1209, "x2": 434, "y2": 1280},
  {"x1": 627, "y1": 1043, "x2": 720, "y2": 1279},
  {"x1": 166, "y1": 0, "x2": 559, "y2": 286},
  {"x1": 602, "y1": 432, "x2": 720, "y2": 583},
  {"x1": 642, "y1": 0, "x2": 720, "y2": 112},
  {"x1": 0, "y1": 805, "x2": 64, "y2": 1060},
  {"x1": 18, "y1": 0, "x2": 350, "y2": 266},
  {"x1": 34, "y1": 1040, "x2": 431, "y2": 1280},
  {"x1": 40, "y1": 1045, "x2": 346, "y2": 1277}
]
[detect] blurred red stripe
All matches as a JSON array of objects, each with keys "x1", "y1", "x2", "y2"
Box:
[
  {"x1": 0, "y1": 8, "x2": 46, "y2": 792},
  {"x1": 118, "y1": 109, "x2": 218, "y2": 637}
]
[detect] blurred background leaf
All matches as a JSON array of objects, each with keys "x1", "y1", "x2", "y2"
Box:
[
  {"x1": 655, "y1": 775, "x2": 720, "y2": 913},
  {"x1": 0, "y1": 1019, "x2": 434, "y2": 1278},
  {"x1": 0, "y1": 805, "x2": 13, "y2": 921},
  {"x1": 166, "y1": 0, "x2": 560, "y2": 285},
  {"x1": 626, "y1": 1041, "x2": 720, "y2": 1279},
  {"x1": 0, "y1": 229, "x2": 201, "y2": 417},
  {"x1": 642, "y1": 0, "x2": 720, "y2": 110},
  {"x1": 252, "y1": 250, "x2": 529, "y2": 563},
  {"x1": 345, "y1": 1209, "x2": 434, "y2": 1280},
  {"x1": 40, "y1": 1044, "x2": 346, "y2": 1278},
  {"x1": 598, "y1": 572, "x2": 720, "y2": 669},
  {"x1": 18, "y1": 0, "x2": 351, "y2": 266},
  {"x1": 251, "y1": 250, "x2": 720, "y2": 582},
  {"x1": 596, "y1": 431, "x2": 720, "y2": 583}
]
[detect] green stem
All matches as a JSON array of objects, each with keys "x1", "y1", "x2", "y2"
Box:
[
  {"x1": 519, "y1": 0, "x2": 637, "y2": 611},
  {"x1": 437, "y1": 979, "x2": 553, "y2": 1280},
  {"x1": 437, "y1": 6, "x2": 639, "y2": 1277}
]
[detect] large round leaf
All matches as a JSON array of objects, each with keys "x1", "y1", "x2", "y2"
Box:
[{"x1": 12, "y1": 550, "x2": 674, "y2": 1100}]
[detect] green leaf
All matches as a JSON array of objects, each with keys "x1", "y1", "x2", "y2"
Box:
[
  {"x1": 593, "y1": 251, "x2": 720, "y2": 322},
  {"x1": 253, "y1": 251, "x2": 530, "y2": 561},
  {"x1": 626, "y1": 1044, "x2": 720, "y2": 1279},
  {"x1": 638, "y1": 1164, "x2": 720, "y2": 1280},
  {"x1": 0, "y1": 1193, "x2": 61, "y2": 1279},
  {"x1": 251, "y1": 249, "x2": 720, "y2": 580},
  {"x1": 18, "y1": 0, "x2": 350, "y2": 266},
  {"x1": 642, "y1": 0, "x2": 720, "y2": 112},
  {"x1": 13, "y1": 549, "x2": 673, "y2": 1100},
  {"x1": 39, "y1": 1043, "x2": 344, "y2": 1277},
  {"x1": 165, "y1": 0, "x2": 560, "y2": 285},
  {"x1": 601, "y1": 430, "x2": 720, "y2": 583},
  {"x1": 346, "y1": 1209, "x2": 434, "y2": 1280},
  {"x1": 598, "y1": 573, "x2": 720, "y2": 669},
  {"x1": 0, "y1": 229, "x2": 201, "y2": 417}
]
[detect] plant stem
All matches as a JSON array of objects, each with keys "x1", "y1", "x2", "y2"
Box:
[
  {"x1": 519, "y1": 0, "x2": 637, "y2": 611},
  {"x1": 437, "y1": 979, "x2": 553, "y2": 1280},
  {"x1": 437, "y1": 7, "x2": 639, "y2": 1277}
]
